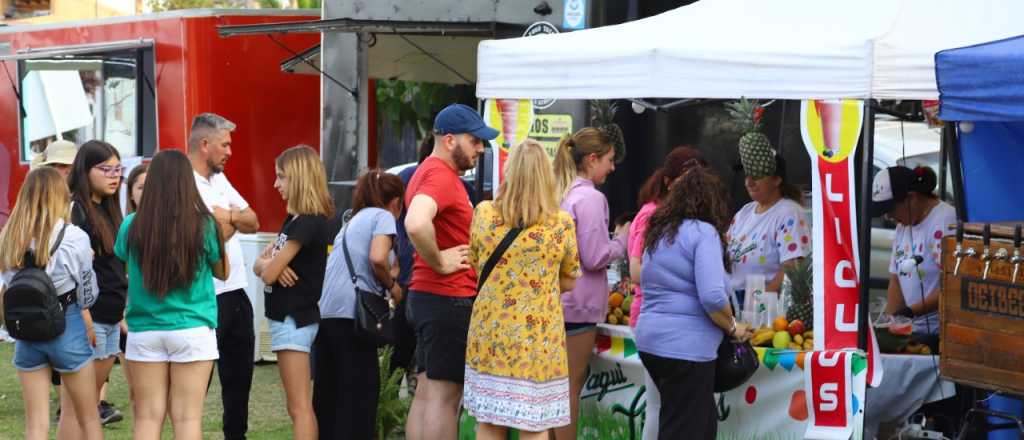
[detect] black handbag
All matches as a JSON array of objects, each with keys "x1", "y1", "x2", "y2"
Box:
[
  {"x1": 476, "y1": 227, "x2": 522, "y2": 292},
  {"x1": 341, "y1": 223, "x2": 396, "y2": 347},
  {"x1": 714, "y1": 292, "x2": 759, "y2": 392},
  {"x1": 714, "y1": 337, "x2": 759, "y2": 392}
]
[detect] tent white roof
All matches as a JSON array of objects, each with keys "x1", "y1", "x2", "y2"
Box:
[{"x1": 476, "y1": 0, "x2": 1024, "y2": 101}]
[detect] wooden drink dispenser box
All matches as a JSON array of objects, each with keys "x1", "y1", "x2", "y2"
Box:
[{"x1": 940, "y1": 222, "x2": 1024, "y2": 395}]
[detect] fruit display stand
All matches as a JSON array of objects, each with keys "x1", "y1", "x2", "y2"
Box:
[{"x1": 571, "y1": 324, "x2": 953, "y2": 440}]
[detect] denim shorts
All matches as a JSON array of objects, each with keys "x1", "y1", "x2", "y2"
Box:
[
  {"x1": 92, "y1": 322, "x2": 122, "y2": 360},
  {"x1": 13, "y1": 303, "x2": 94, "y2": 373},
  {"x1": 268, "y1": 316, "x2": 319, "y2": 353}
]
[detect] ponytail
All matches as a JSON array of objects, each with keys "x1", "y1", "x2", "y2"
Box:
[
  {"x1": 553, "y1": 127, "x2": 614, "y2": 201},
  {"x1": 910, "y1": 165, "x2": 938, "y2": 199},
  {"x1": 352, "y1": 168, "x2": 405, "y2": 214},
  {"x1": 774, "y1": 154, "x2": 804, "y2": 205},
  {"x1": 553, "y1": 135, "x2": 578, "y2": 201}
]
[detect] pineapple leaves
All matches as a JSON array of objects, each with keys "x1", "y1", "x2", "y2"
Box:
[{"x1": 589, "y1": 100, "x2": 627, "y2": 164}]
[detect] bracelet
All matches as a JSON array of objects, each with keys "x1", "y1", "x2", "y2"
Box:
[{"x1": 728, "y1": 319, "x2": 737, "y2": 337}]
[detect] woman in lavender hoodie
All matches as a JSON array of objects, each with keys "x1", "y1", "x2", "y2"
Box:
[
  {"x1": 637, "y1": 165, "x2": 750, "y2": 440},
  {"x1": 552, "y1": 127, "x2": 629, "y2": 440}
]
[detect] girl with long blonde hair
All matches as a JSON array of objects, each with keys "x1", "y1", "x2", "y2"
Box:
[
  {"x1": 254, "y1": 145, "x2": 334, "y2": 440},
  {"x1": 0, "y1": 167, "x2": 102, "y2": 440},
  {"x1": 464, "y1": 140, "x2": 581, "y2": 440},
  {"x1": 551, "y1": 128, "x2": 629, "y2": 440}
]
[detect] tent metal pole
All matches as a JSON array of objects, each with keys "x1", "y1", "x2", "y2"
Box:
[
  {"x1": 476, "y1": 98, "x2": 486, "y2": 199},
  {"x1": 857, "y1": 104, "x2": 875, "y2": 352},
  {"x1": 944, "y1": 125, "x2": 967, "y2": 221}
]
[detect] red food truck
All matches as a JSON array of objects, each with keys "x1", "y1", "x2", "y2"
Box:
[{"x1": 0, "y1": 9, "x2": 321, "y2": 230}]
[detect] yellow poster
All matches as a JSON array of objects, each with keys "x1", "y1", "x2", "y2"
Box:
[{"x1": 529, "y1": 114, "x2": 573, "y2": 161}]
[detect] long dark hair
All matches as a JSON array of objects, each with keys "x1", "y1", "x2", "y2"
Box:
[
  {"x1": 644, "y1": 166, "x2": 731, "y2": 264},
  {"x1": 125, "y1": 163, "x2": 149, "y2": 214},
  {"x1": 637, "y1": 146, "x2": 706, "y2": 206},
  {"x1": 352, "y1": 169, "x2": 404, "y2": 214},
  {"x1": 67, "y1": 140, "x2": 123, "y2": 254},
  {"x1": 127, "y1": 150, "x2": 222, "y2": 297}
]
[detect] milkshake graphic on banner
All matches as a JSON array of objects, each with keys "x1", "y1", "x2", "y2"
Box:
[
  {"x1": 497, "y1": 99, "x2": 521, "y2": 149},
  {"x1": 487, "y1": 99, "x2": 534, "y2": 188},
  {"x1": 815, "y1": 101, "x2": 843, "y2": 158}
]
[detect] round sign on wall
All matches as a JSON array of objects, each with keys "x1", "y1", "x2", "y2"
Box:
[{"x1": 523, "y1": 22, "x2": 559, "y2": 110}]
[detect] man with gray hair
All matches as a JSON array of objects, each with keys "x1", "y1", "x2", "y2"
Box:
[{"x1": 188, "y1": 112, "x2": 260, "y2": 440}]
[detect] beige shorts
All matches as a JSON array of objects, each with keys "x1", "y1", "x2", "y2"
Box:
[{"x1": 125, "y1": 326, "x2": 219, "y2": 363}]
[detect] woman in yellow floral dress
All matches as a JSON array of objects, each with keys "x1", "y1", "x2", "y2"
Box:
[{"x1": 464, "y1": 139, "x2": 581, "y2": 439}]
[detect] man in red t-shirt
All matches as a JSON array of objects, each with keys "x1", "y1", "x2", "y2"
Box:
[{"x1": 404, "y1": 103, "x2": 496, "y2": 440}]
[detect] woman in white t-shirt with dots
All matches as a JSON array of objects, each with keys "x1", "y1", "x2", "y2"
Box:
[
  {"x1": 726, "y1": 154, "x2": 811, "y2": 305},
  {"x1": 871, "y1": 165, "x2": 955, "y2": 337}
]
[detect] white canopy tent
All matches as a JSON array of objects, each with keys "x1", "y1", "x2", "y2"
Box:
[{"x1": 476, "y1": 0, "x2": 1024, "y2": 101}]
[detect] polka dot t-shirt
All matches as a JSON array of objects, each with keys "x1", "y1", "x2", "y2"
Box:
[
  {"x1": 726, "y1": 199, "x2": 811, "y2": 292},
  {"x1": 888, "y1": 201, "x2": 956, "y2": 335}
]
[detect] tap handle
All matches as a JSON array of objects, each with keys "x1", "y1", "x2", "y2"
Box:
[
  {"x1": 1015, "y1": 224, "x2": 1022, "y2": 249},
  {"x1": 956, "y1": 221, "x2": 964, "y2": 243},
  {"x1": 983, "y1": 224, "x2": 991, "y2": 247}
]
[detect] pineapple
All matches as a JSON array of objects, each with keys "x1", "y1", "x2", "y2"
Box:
[
  {"x1": 589, "y1": 100, "x2": 626, "y2": 163},
  {"x1": 784, "y1": 257, "x2": 814, "y2": 330},
  {"x1": 725, "y1": 98, "x2": 775, "y2": 178}
]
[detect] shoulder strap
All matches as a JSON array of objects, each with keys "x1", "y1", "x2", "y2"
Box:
[
  {"x1": 477, "y1": 227, "x2": 522, "y2": 292},
  {"x1": 23, "y1": 223, "x2": 69, "y2": 269},
  {"x1": 340, "y1": 223, "x2": 359, "y2": 287},
  {"x1": 49, "y1": 223, "x2": 69, "y2": 257}
]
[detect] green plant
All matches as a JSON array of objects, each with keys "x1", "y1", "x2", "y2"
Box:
[
  {"x1": 258, "y1": 0, "x2": 281, "y2": 8},
  {"x1": 296, "y1": 0, "x2": 321, "y2": 8},
  {"x1": 376, "y1": 79, "x2": 460, "y2": 141},
  {"x1": 377, "y1": 346, "x2": 411, "y2": 439}
]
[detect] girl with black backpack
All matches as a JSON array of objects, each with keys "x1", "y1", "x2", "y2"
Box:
[{"x1": 0, "y1": 167, "x2": 102, "y2": 440}]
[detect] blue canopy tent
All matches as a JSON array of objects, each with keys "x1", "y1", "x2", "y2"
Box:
[
  {"x1": 935, "y1": 34, "x2": 1024, "y2": 439},
  {"x1": 936, "y1": 34, "x2": 1024, "y2": 222}
]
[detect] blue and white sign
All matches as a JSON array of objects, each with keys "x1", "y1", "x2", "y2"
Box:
[{"x1": 564, "y1": 0, "x2": 586, "y2": 30}]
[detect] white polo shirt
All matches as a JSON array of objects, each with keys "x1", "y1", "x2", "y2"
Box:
[{"x1": 194, "y1": 170, "x2": 249, "y2": 295}]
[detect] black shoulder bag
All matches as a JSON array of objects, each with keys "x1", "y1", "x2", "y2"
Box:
[
  {"x1": 342, "y1": 223, "x2": 397, "y2": 347},
  {"x1": 477, "y1": 227, "x2": 522, "y2": 292}
]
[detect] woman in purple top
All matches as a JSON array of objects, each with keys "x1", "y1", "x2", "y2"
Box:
[
  {"x1": 552, "y1": 127, "x2": 628, "y2": 440},
  {"x1": 627, "y1": 146, "x2": 705, "y2": 440},
  {"x1": 637, "y1": 165, "x2": 750, "y2": 440}
]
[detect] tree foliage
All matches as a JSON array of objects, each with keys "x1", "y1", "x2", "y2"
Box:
[{"x1": 376, "y1": 79, "x2": 462, "y2": 140}]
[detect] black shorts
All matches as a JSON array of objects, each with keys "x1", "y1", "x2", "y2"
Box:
[
  {"x1": 565, "y1": 322, "x2": 598, "y2": 336},
  {"x1": 406, "y1": 291, "x2": 474, "y2": 383}
]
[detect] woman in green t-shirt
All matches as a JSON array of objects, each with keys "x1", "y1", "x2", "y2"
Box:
[{"x1": 114, "y1": 150, "x2": 227, "y2": 440}]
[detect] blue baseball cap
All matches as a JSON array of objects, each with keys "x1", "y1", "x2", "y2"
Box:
[{"x1": 433, "y1": 104, "x2": 499, "y2": 140}]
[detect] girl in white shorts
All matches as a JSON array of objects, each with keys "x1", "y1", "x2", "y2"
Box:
[{"x1": 113, "y1": 150, "x2": 227, "y2": 440}]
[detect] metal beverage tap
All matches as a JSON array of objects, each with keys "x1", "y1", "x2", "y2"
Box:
[
  {"x1": 1012, "y1": 225, "x2": 1023, "y2": 284},
  {"x1": 981, "y1": 224, "x2": 993, "y2": 279},
  {"x1": 953, "y1": 222, "x2": 973, "y2": 276}
]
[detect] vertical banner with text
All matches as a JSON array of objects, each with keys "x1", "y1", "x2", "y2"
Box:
[{"x1": 801, "y1": 100, "x2": 883, "y2": 438}]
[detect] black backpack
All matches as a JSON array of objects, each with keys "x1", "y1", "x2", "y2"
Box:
[{"x1": 3, "y1": 224, "x2": 69, "y2": 342}]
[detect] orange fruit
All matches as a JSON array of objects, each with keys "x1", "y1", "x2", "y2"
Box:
[
  {"x1": 773, "y1": 317, "x2": 789, "y2": 332},
  {"x1": 608, "y1": 292, "x2": 625, "y2": 308}
]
